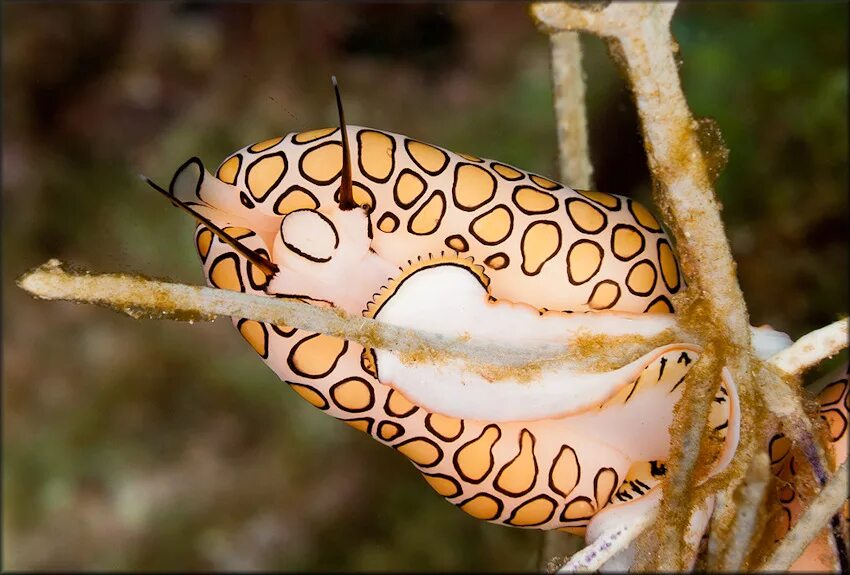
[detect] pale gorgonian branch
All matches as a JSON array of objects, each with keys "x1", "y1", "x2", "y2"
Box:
[
  {"x1": 557, "y1": 513, "x2": 654, "y2": 573},
  {"x1": 770, "y1": 318, "x2": 849, "y2": 376},
  {"x1": 549, "y1": 30, "x2": 593, "y2": 190},
  {"x1": 531, "y1": 2, "x2": 754, "y2": 568},
  {"x1": 709, "y1": 452, "x2": 772, "y2": 572},
  {"x1": 17, "y1": 259, "x2": 689, "y2": 378},
  {"x1": 530, "y1": 1, "x2": 845, "y2": 571},
  {"x1": 540, "y1": 25, "x2": 594, "y2": 569}
]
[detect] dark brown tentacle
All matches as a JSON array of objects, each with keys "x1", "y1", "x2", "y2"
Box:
[
  {"x1": 140, "y1": 175, "x2": 279, "y2": 277},
  {"x1": 332, "y1": 76, "x2": 356, "y2": 211}
]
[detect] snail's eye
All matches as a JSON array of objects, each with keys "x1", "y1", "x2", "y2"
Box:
[{"x1": 279, "y1": 209, "x2": 340, "y2": 263}]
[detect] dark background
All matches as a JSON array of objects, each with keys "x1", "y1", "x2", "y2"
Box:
[{"x1": 3, "y1": 2, "x2": 847, "y2": 570}]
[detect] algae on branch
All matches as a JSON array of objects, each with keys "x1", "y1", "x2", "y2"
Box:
[{"x1": 694, "y1": 117, "x2": 730, "y2": 185}]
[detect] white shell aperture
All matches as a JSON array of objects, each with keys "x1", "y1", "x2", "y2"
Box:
[{"x1": 370, "y1": 262, "x2": 683, "y2": 422}]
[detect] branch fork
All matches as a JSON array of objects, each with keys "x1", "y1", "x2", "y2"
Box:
[{"x1": 530, "y1": 0, "x2": 846, "y2": 571}]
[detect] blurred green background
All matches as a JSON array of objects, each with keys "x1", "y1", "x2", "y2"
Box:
[{"x1": 2, "y1": 2, "x2": 847, "y2": 570}]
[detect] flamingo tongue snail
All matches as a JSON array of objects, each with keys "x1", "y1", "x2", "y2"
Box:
[
  {"x1": 144, "y1": 79, "x2": 840, "y2": 568},
  {"x1": 768, "y1": 362, "x2": 849, "y2": 573}
]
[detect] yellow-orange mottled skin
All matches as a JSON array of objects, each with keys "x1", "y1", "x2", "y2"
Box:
[
  {"x1": 766, "y1": 365, "x2": 848, "y2": 571},
  {"x1": 180, "y1": 125, "x2": 723, "y2": 532}
]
